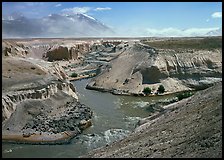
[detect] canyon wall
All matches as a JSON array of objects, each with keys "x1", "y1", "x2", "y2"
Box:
[
  {"x1": 2, "y1": 40, "x2": 92, "y2": 141},
  {"x1": 87, "y1": 42, "x2": 222, "y2": 95},
  {"x1": 43, "y1": 41, "x2": 122, "y2": 62},
  {"x1": 2, "y1": 81, "x2": 77, "y2": 122},
  {"x1": 2, "y1": 39, "x2": 122, "y2": 61}
]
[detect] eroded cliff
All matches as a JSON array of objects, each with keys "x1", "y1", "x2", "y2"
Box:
[
  {"x1": 2, "y1": 40, "x2": 92, "y2": 144},
  {"x1": 87, "y1": 37, "x2": 222, "y2": 95}
]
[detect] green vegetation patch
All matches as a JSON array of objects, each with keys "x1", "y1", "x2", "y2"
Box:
[
  {"x1": 176, "y1": 91, "x2": 194, "y2": 101},
  {"x1": 70, "y1": 72, "x2": 78, "y2": 77},
  {"x1": 141, "y1": 37, "x2": 222, "y2": 51},
  {"x1": 157, "y1": 85, "x2": 165, "y2": 94},
  {"x1": 143, "y1": 87, "x2": 152, "y2": 95}
]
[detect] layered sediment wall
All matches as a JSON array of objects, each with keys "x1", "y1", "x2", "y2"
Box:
[
  {"x1": 2, "y1": 39, "x2": 95, "y2": 144},
  {"x1": 2, "y1": 81, "x2": 78, "y2": 122},
  {"x1": 43, "y1": 40, "x2": 122, "y2": 61},
  {"x1": 87, "y1": 41, "x2": 222, "y2": 95},
  {"x1": 2, "y1": 39, "x2": 123, "y2": 61}
]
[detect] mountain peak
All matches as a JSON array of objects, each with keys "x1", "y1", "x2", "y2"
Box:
[
  {"x1": 3, "y1": 12, "x2": 25, "y2": 20},
  {"x1": 3, "y1": 13, "x2": 114, "y2": 38},
  {"x1": 206, "y1": 28, "x2": 222, "y2": 36},
  {"x1": 80, "y1": 13, "x2": 96, "y2": 21}
]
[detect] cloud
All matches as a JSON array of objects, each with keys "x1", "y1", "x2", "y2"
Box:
[
  {"x1": 206, "y1": 19, "x2": 210, "y2": 22},
  {"x1": 62, "y1": 7, "x2": 91, "y2": 14},
  {"x1": 94, "y1": 7, "x2": 111, "y2": 11},
  {"x1": 24, "y1": 2, "x2": 44, "y2": 6},
  {"x1": 211, "y1": 12, "x2": 222, "y2": 18},
  {"x1": 55, "y1": 4, "x2": 61, "y2": 7},
  {"x1": 2, "y1": 10, "x2": 221, "y2": 38},
  {"x1": 24, "y1": 2, "x2": 36, "y2": 6},
  {"x1": 2, "y1": 13, "x2": 114, "y2": 38},
  {"x1": 143, "y1": 27, "x2": 220, "y2": 37},
  {"x1": 61, "y1": 6, "x2": 111, "y2": 15},
  {"x1": 117, "y1": 27, "x2": 221, "y2": 37}
]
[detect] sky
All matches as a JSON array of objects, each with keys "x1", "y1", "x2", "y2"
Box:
[{"x1": 2, "y1": 2, "x2": 222, "y2": 37}]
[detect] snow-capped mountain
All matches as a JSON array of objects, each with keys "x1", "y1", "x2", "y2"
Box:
[
  {"x1": 2, "y1": 12, "x2": 25, "y2": 21},
  {"x1": 143, "y1": 27, "x2": 222, "y2": 37},
  {"x1": 205, "y1": 28, "x2": 222, "y2": 36},
  {"x1": 2, "y1": 12, "x2": 221, "y2": 38},
  {"x1": 2, "y1": 12, "x2": 114, "y2": 38}
]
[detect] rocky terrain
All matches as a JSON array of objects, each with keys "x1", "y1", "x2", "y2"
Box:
[
  {"x1": 2, "y1": 38, "x2": 132, "y2": 144},
  {"x1": 87, "y1": 37, "x2": 222, "y2": 96},
  {"x1": 2, "y1": 40, "x2": 93, "y2": 144},
  {"x1": 2, "y1": 38, "x2": 129, "y2": 81},
  {"x1": 2, "y1": 37, "x2": 222, "y2": 150},
  {"x1": 82, "y1": 81, "x2": 222, "y2": 158}
]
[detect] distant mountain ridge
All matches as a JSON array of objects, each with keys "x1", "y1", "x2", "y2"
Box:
[
  {"x1": 2, "y1": 12, "x2": 222, "y2": 38},
  {"x1": 205, "y1": 28, "x2": 222, "y2": 36},
  {"x1": 2, "y1": 13, "x2": 114, "y2": 38}
]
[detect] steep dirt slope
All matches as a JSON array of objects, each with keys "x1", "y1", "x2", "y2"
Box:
[{"x1": 82, "y1": 82, "x2": 222, "y2": 158}]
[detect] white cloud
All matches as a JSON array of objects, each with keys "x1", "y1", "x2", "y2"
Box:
[
  {"x1": 61, "y1": 6, "x2": 111, "y2": 15},
  {"x1": 127, "y1": 27, "x2": 221, "y2": 37},
  {"x1": 55, "y1": 4, "x2": 61, "y2": 7},
  {"x1": 116, "y1": 27, "x2": 221, "y2": 37},
  {"x1": 94, "y1": 7, "x2": 111, "y2": 11},
  {"x1": 24, "y1": 2, "x2": 36, "y2": 6},
  {"x1": 62, "y1": 7, "x2": 91, "y2": 14},
  {"x1": 211, "y1": 12, "x2": 222, "y2": 18},
  {"x1": 24, "y1": 2, "x2": 44, "y2": 6},
  {"x1": 206, "y1": 19, "x2": 210, "y2": 22}
]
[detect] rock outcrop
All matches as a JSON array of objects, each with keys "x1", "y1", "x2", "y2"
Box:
[
  {"x1": 2, "y1": 40, "x2": 29, "y2": 57},
  {"x1": 2, "y1": 81, "x2": 78, "y2": 122},
  {"x1": 43, "y1": 43, "x2": 91, "y2": 62},
  {"x1": 43, "y1": 40, "x2": 122, "y2": 62},
  {"x1": 87, "y1": 39, "x2": 222, "y2": 95},
  {"x1": 2, "y1": 40, "x2": 94, "y2": 144},
  {"x1": 2, "y1": 39, "x2": 123, "y2": 62}
]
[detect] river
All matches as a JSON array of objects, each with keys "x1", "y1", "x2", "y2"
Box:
[{"x1": 2, "y1": 78, "x2": 176, "y2": 158}]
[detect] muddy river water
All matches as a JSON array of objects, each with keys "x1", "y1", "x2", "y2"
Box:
[{"x1": 2, "y1": 78, "x2": 177, "y2": 158}]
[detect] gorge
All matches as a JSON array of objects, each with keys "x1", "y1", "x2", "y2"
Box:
[{"x1": 2, "y1": 37, "x2": 222, "y2": 158}]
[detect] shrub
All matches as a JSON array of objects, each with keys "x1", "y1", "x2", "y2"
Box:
[
  {"x1": 70, "y1": 72, "x2": 78, "y2": 77},
  {"x1": 143, "y1": 87, "x2": 152, "y2": 95},
  {"x1": 157, "y1": 85, "x2": 165, "y2": 93},
  {"x1": 176, "y1": 91, "x2": 193, "y2": 101}
]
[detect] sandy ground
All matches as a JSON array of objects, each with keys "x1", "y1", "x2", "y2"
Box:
[{"x1": 2, "y1": 57, "x2": 48, "y2": 92}]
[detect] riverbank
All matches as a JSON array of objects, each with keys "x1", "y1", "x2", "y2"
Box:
[
  {"x1": 2, "y1": 96, "x2": 93, "y2": 144},
  {"x1": 82, "y1": 82, "x2": 222, "y2": 158},
  {"x1": 68, "y1": 73, "x2": 96, "y2": 81},
  {"x1": 2, "y1": 56, "x2": 93, "y2": 145},
  {"x1": 3, "y1": 78, "x2": 178, "y2": 158},
  {"x1": 2, "y1": 131, "x2": 79, "y2": 145},
  {"x1": 86, "y1": 80, "x2": 196, "y2": 97}
]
